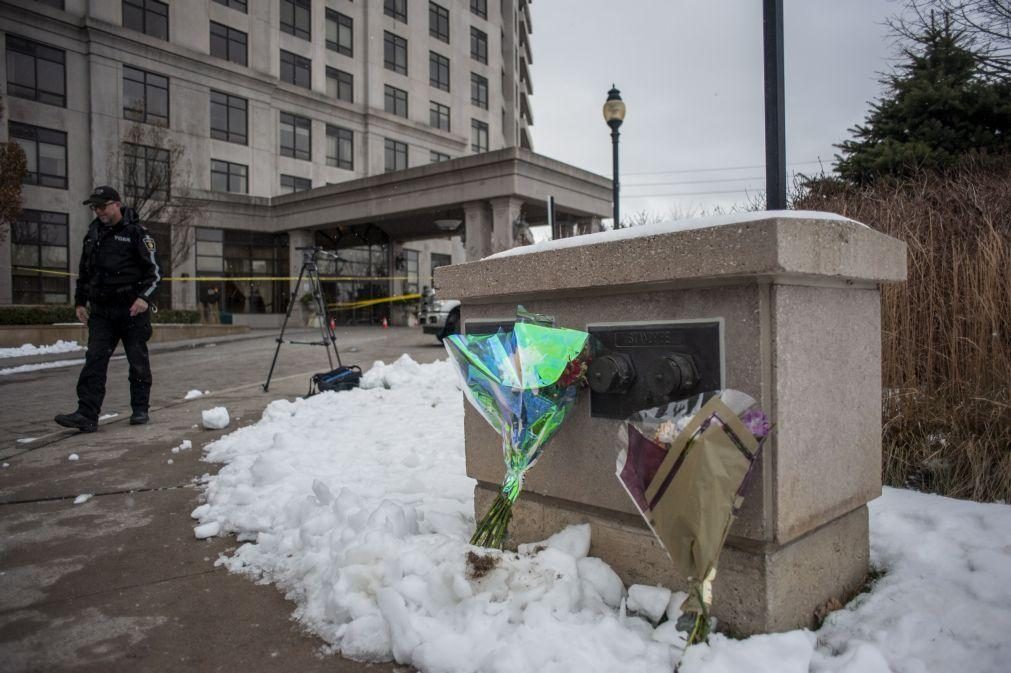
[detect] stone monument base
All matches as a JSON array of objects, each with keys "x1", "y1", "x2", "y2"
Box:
[{"x1": 476, "y1": 482, "x2": 870, "y2": 635}]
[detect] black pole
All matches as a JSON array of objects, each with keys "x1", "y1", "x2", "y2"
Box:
[
  {"x1": 604, "y1": 86, "x2": 624, "y2": 228},
  {"x1": 763, "y1": 0, "x2": 786, "y2": 210},
  {"x1": 610, "y1": 127, "x2": 620, "y2": 227}
]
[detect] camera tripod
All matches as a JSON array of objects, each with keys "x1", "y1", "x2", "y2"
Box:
[{"x1": 263, "y1": 246, "x2": 344, "y2": 392}]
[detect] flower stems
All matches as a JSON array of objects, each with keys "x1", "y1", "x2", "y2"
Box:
[
  {"x1": 471, "y1": 476, "x2": 522, "y2": 549},
  {"x1": 470, "y1": 491, "x2": 515, "y2": 548}
]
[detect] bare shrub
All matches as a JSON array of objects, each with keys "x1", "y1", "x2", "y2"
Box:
[{"x1": 795, "y1": 156, "x2": 1011, "y2": 502}]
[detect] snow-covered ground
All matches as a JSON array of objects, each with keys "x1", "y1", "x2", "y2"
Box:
[
  {"x1": 0, "y1": 358, "x2": 85, "y2": 376},
  {"x1": 195, "y1": 356, "x2": 1011, "y2": 673},
  {"x1": 0, "y1": 340, "x2": 83, "y2": 359}
]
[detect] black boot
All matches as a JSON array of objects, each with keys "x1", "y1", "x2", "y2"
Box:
[
  {"x1": 55, "y1": 411, "x2": 98, "y2": 433},
  {"x1": 129, "y1": 410, "x2": 150, "y2": 425}
]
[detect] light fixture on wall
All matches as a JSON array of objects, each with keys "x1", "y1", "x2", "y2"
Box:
[{"x1": 434, "y1": 218, "x2": 462, "y2": 232}]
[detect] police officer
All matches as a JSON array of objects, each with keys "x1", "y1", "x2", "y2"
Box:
[{"x1": 55, "y1": 186, "x2": 162, "y2": 432}]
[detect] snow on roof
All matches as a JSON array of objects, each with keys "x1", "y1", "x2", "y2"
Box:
[{"x1": 486, "y1": 210, "x2": 865, "y2": 261}]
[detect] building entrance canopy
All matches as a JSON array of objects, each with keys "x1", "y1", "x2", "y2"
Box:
[{"x1": 268, "y1": 148, "x2": 612, "y2": 261}]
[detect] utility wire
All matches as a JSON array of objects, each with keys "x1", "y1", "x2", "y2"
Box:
[
  {"x1": 623, "y1": 159, "x2": 826, "y2": 177},
  {"x1": 624, "y1": 174, "x2": 767, "y2": 187},
  {"x1": 622, "y1": 187, "x2": 766, "y2": 199}
]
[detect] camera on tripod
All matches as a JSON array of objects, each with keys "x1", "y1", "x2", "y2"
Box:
[{"x1": 263, "y1": 245, "x2": 359, "y2": 394}]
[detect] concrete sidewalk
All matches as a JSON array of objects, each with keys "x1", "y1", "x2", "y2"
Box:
[{"x1": 0, "y1": 327, "x2": 443, "y2": 672}]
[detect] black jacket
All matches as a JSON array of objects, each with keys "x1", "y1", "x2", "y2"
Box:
[{"x1": 74, "y1": 208, "x2": 162, "y2": 306}]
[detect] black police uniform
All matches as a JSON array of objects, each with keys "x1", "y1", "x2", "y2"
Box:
[{"x1": 73, "y1": 206, "x2": 162, "y2": 422}]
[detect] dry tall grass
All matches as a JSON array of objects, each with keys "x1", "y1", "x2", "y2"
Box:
[{"x1": 795, "y1": 159, "x2": 1011, "y2": 502}]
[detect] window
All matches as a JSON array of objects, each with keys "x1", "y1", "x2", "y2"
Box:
[
  {"x1": 9, "y1": 122, "x2": 67, "y2": 189},
  {"x1": 210, "y1": 22, "x2": 247, "y2": 66},
  {"x1": 429, "y1": 101, "x2": 450, "y2": 131},
  {"x1": 280, "y1": 174, "x2": 311, "y2": 194},
  {"x1": 384, "y1": 138, "x2": 408, "y2": 172},
  {"x1": 470, "y1": 27, "x2": 488, "y2": 64},
  {"x1": 279, "y1": 112, "x2": 311, "y2": 161},
  {"x1": 326, "y1": 125, "x2": 354, "y2": 170},
  {"x1": 203, "y1": 229, "x2": 290, "y2": 314},
  {"x1": 429, "y1": 52, "x2": 450, "y2": 91},
  {"x1": 384, "y1": 85, "x2": 408, "y2": 118},
  {"x1": 11, "y1": 210, "x2": 69, "y2": 304},
  {"x1": 471, "y1": 119, "x2": 488, "y2": 153},
  {"x1": 430, "y1": 151, "x2": 450, "y2": 163},
  {"x1": 211, "y1": 159, "x2": 248, "y2": 193},
  {"x1": 326, "y1": 10, "x2": 353, "y2": 57},
  {"x1": 123, "y1": 142, "x2": 171, "y2": 200},
  {"x1": 213, "y1": 0, "x2": 247, "y2": 11},
  {"x1": 123, "y1": 0, "x2": 168, "y2": 40},
  {"x1": 326, "y1": 67, "x2": 353, "y2": 103},
  {"x1": 430, "y1": 2, "x2": 449, "y2": 42},
  {"x1": 384, "y1": 32, "x2": 407, "y2": 75},
  {"x1": 196, "y1": 227, "x2": 224, "y2": 275},
  {"x1": 470, "y1": 0, "x2": 487, "y2": 19},
  {"x1": 123, "y1": 66, "x2": 169, "y2": 126},
  {"x1": 5, "y1": 35, "x2": 66, "y2": 107},
  {"x1": 430, "y1": 252, "x2": 452, "y2": 283},
  {"x1": 280, "y1": 0, "x2": 310, "y2": 40},
  {"x1": 402, "y1": 249, "x2": 419, "y2": 294},
  {"x1": 384, "y1": 0, "x2": 407, "y2": 23},
  {"x1": 210, "y1": 91, "x2": 248, "y2": 144},
  {"x1": 470, "y1": 72, "x2": 488, "y2": 109},
  {"x1": 280, "y1": 50, "x2": 311, "y2": 89}
]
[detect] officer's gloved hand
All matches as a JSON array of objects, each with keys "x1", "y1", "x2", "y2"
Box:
[
  {"x1": 129, "y1": 298, "x2": 149, "y2": 317},
  {"x1": 75, "y1": 306, "x2": 89, "y2": 323}
]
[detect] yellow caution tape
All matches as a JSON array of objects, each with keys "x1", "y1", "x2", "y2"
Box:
[
  {"x1": 10, "y1": 266, "x2": 408, "y2": 282},
  {"x1": 328, "y1": 293, "x2": 422, "y2": 311}
]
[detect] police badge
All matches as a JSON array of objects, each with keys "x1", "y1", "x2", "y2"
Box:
[{"x1": 143, "y1": 236, "x2": 156, "y2": 252}]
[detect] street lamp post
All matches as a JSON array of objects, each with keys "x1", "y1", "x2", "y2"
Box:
[{"x1": 602, "y1": 86, "x2": 625, "y2": 228}]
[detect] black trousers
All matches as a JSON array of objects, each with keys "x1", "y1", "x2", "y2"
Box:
[{"x1": 76, "y1": 301, "x2": 153, "y2": 421}]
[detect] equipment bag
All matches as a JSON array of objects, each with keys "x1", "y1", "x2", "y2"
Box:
[{"x1": 309, "y1": 365, "x2": 362, "y2": 395}]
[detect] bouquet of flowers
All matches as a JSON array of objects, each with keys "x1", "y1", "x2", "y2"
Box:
[
  {"x1": 616, "y1": 390, "x2": 771, "y2": 645},
  {"x1": 444, "y1": 307, "x2": 591, "y2": 548}
]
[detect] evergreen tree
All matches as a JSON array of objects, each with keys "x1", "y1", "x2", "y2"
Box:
[{"x1": 834, "y1": 15, "x2": 1011, "y2": 184}]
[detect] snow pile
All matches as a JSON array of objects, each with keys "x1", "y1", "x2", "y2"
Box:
[
  {"x1": 184, "y1": 389, "x2": 207, "y2": 400},
  {"x1": 67, "y1": 453, "x2": 79, "y2": 462},
  {"x1": 0, "y1": 358, "x2": 85, "y2": 376},
  {"x1": 73, "y1": 494, "x2": 93, "y2": 505},
  {"x1": 486, "y1": 210, "x2": 865, "y2": 260},
  {"x1": 0, "y1": 340, "x2": 83, "y2": 359},
  {"x1": 171, "y1": 440, "x2": 193, "y2": 454},
  {"x1": 202, "y1": 407, "x2": 230, "y2": 430},
  {"x1": 196, "y1": 357, "x2": 1011, "y2": 673}
]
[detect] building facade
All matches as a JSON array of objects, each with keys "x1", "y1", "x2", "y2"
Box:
[{"x1": 0, "y1": 1, "x2": 600, "y2": 327}]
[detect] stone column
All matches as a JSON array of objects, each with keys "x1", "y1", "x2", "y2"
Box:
[
  {"x1": 435, "y1": 215, "x2": 907, "y2": 635},
  {"x1": 462, "y1": 201, "x2": 492, "y2": 262},
  {"x1": 171, "y1": 226, "x2": 197, "y2": 310},
  {"x1": 288, "y1": 229, "x2": 315, "y2": 325},
  {"x1": 489, "y1": 197, "x2": 524, "y2": 255}
]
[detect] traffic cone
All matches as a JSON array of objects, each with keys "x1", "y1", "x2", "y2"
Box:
[{"x1": 382, "y1": 316, "x2": 389, "y2": 329}]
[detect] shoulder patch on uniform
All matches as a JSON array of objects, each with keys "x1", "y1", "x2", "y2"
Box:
[{"x1": 143, "y1": 236, "x2": 156, "y2": 252}]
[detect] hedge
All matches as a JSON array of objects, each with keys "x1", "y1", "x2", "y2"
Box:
[{"x1": 0, "y1": 305, "x2": 200, "y2": 325}]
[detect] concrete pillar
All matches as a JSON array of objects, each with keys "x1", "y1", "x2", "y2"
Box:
[
  {"x1": 171, "y1": 224, "x2": 197, "y2": 310},
  {"x1": 489, "y1": 197, "x2": 523, "y2": 255},
  {"x1": 288, "y1": 230, "x2": 315, "y2": 288},
  {"x1": 462, "y1": 201, "x2": 492, "y2": 262},
  {"x1": 435, "y1": 215, "x2": 908, "y2": 636}
]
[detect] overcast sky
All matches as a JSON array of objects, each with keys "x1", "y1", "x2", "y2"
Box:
[{"x1": 529, "y1": 0, "x2": 904, "y2": 220}]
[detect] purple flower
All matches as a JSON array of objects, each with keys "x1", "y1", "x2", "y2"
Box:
[{"x1": 740, "y1": 408, "x2": 771, "y2": 439}]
